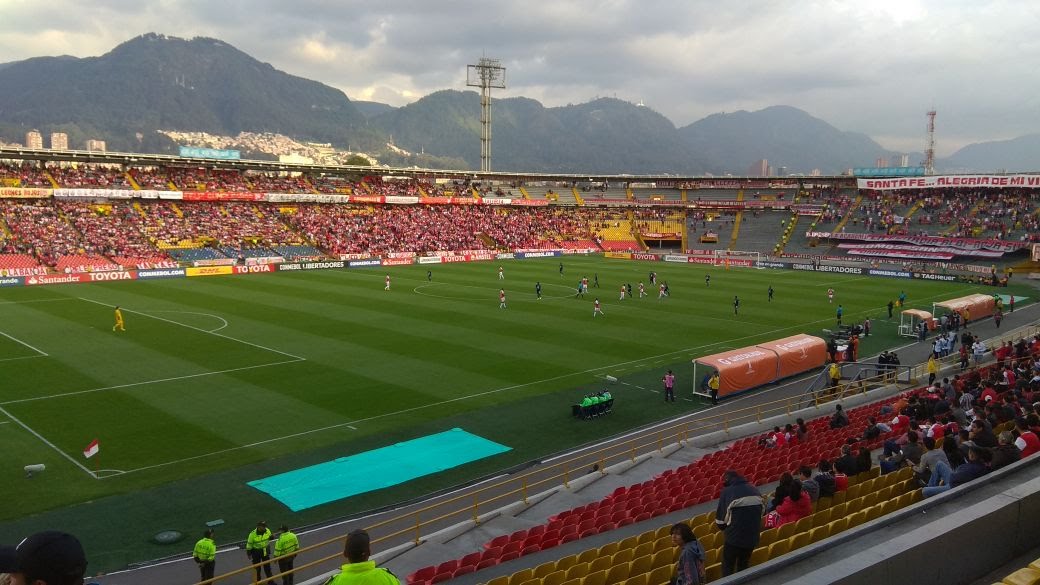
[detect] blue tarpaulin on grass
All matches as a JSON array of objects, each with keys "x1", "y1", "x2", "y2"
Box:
[{"x1": 247, "y1": 428, "x2": 511, "y2": 511}]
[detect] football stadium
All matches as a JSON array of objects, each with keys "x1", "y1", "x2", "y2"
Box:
[{"x1": 2, "y1": 148, "x2": 1040, "y2": 585}]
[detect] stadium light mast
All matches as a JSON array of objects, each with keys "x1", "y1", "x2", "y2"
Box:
[
  {"x1": 925, "y1": 109, "x2": 937, "y2": 175},
  {"x1": 466, "y1": 57, "x2": 506, "y2": 172}
]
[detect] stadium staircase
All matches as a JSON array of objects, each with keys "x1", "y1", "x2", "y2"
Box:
[
  {"x1": 519, "y1": 187, "x2": 531, "y2": 200},
  {"x1": 890, "y1": 199, "x2": 926, "y2": 233},
  {"x1": 478, "y1": 234, "x2": 499, "y2": 249},
  {"x1": 625, "y1": 188, "x2": 634, "y2": 201},
  {"x1": 166, "y1": 180, "x2": 178, "y2": 191},
  {"x1": 42, "y1": 170, "x2": 59, "y2": 189},
  {"x1": 125, "y1": 172, "x2": 142, "y2": 191},
  {"x1": 727, "y1": 191, "x2": 745, "y2": 250},
  {"x1": 171, "y1": 203, "x2": 184, "y2": 218},
  {"x1": 940, "y1": 199, "x2": 984, "y2": 235},
  {"x1": 680, "y1": 190, "x2": 688, "y2": 203},
  {"x1": 472, "y1": 187, "x2": 483, "y2": 200},
  {"x1": 571, "y1": 188, "x2": 585, "y2": 206},
  {"x1": 831, "y1": 194, "x2": 863, "y2": 235}
]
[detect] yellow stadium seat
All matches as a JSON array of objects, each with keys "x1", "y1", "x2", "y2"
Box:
[
  {"x1": 827, "y1": 517, "x2": 847, "y2": 535},
  {"x1": 618, "y1": 536, "x2": 639, "y2": 551},
  {"x1": 758, "y1": 527, "x2": 779, "y2": 549},
  {"x1": 1029, "y1": 557, "x2": 1040, "y2": 571},
  {"x1": 577, "y1": 550, "x2": 598, "y2": 565},
  {"x1": 894, "y1": 466, "x2": 913, "y2": 482},
  {"x1": 809, "y1": 525, "x2": 830, "y2": 544},
  {"x1": 650, "y1": 549, "x2": 674, "y2": 570},
  {"x1": 777, "y1": 522, "x2": 796, "y2": 540},
  {"x1": 862, "y1": 492, "x2": 880, "y2": 509},
  {"x1": 544, "y1": 571, "x2": 567, "y2": 585},
  {"x1": 589, "y1": 556, "x2": 612, "y2": 574},
  {"x1": 519, "y1": 578, "x2": 540, "y2": 585},
  {"x1": 605, "y1": 563, "x2": 630, "y2": 585},
  {"x1": 832, "y1": 491, "x2": 847, "y2": 506},
  {"x1": 612, "y1": 550, "x2": 635, "y2": 567},
  {"x1": 793, "y1": 516, "x2": 813, "y2": 535},
  {"x1": 509, "y1": 569, "x2": 534, "y2": 585},
  {"x1": 566, "y1": 563, "x2": 589, "y2": 581},
  {"x1": 646, "y1": 565, "x2": 673, "y2": 585},
  {"x1": 789, "y1": 532, "x2": 810, "y2": 551},
  {"x1": 633, "y1": 543, "x2": 654, "y2": 560},
  {"x1": 556, "y1": 557, "x2": 578, "y2": 574},
  {"x1": 653, "y1": 537, "x2": 672, "y2": 553},
  {"x1": 846, "y1": 510, "x2": 867, "y2": 529},
  {"x1": 749, "y1": 546, "x2": 770, "y2": 567},
  {"x1": 867, "y1": 466, "x2": 881, "y2": 480},
  {"x1": 768, "y1": 538, "x2": 791, "y2": 560},
  {"x1": 562, "y1": 578, "x2": 583, "y2": 585},
  {"x1": 653, "y1": 525, "x2": 672, "y2": 540},
  {"x1": 630, "y1": 554, "x2": 653, "y2": 577},
  {"x1": 704, "y1": 548, "x2": 719, "y2": 566},
  {"x1": 812, "y1": 508, "x2": 832, "y2": 529},
  {"x1": 880, "y1": 498, "x2": 899, "y2": 516},
  {"x1": 829, "y1": 502, "x2": 847, "y2": 518},
  {"x1": 705, "y1": 563, "x2": 722, "y2": 583},
  {"x1": 598, "y1": 542, "x2": 620, "y2": 559},
  {"x1": 637, "y1": 530, "x2": 657, "y2": 545},
  {"x1": 489, "y1": 576, "x2": 510, "y2": 585},
  {"x1": 584, "y1": 569, "x2": 608, "y2": 585},
  {"x1": 534, "y1": 562, "x2": 558, "y2": 579},
  {"x1": 844, "y1": 497, "x2": 864, "y2": 515},
  {"x1": 815, "y1": 496, "x2": 833, "y2": 510},
  {"x1": 845, "y1": 484, "x2": 863, "y2": 501},
  {"x1": 1002, "y1": 567, "x2": 1040, "y2": 585},
  {"x1": 909, "y1": 489, "x2": 923, "y2": 504},
  {"x1": 865, "y1": 504, "x2": 883, "y2": 522},
  {"x1": 876, "y1": 485, "x2": 894, "y2": 503},
  {"x1": 623, "y1": 573, "x2": 647, "y2": 585},
  {"x1": 690, "y1": 511, "x2": 714, "y2": 527},
  {"x1": 693, "y1": 523, "x2": 712, "y2": 539}
]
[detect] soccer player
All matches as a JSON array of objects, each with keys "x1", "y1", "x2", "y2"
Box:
[
  {"x1": 768, "y1": 285, "x2": 774, "y2": 302},
  {"x1": 535, "y1": 281, "x2": 542, "y2": 300},
  {"x1": 559, "y1": 262, "x2": 564, "y2": 277},
  {"x1": 498, "y1": 266, "x2": 504, "y2": 280},
  {"x1": 649, "y1": 271, "x2": 656, "y2": 285},
  {"x1": 384, "y1": 274, "x2": 391, "y2": 291},
  {"x1": 619, "y1": 284, "x2": 626, "y2": 301},
  {"x1": 626, "y1": 283, "x2": 633, "y2": 298},
  {"x1": 593, "y1": 298, "x2": 604, "y2": 317},
  {"x1": 836, "y1": 304, "x2": 844, "y2": 326},
  {"x1": 593, "y1": 273, "x2": 600, "y2": 288},
  {"x1": 113, "y1": 305, "x2": 125, "y2": 332},
  {"x1": 705, "y1": 274, "x2": 711, "y2": 287},
  {"x1": 827, "y1": 288, "x2": 834, "y2": 303},
  {"x1": 575, "y1": 280, "x2": 585, "y2": 298},
  {"x1": 427, "y1": 270, "x2": 432, "y2": 281},
  {"x1": 733, "y1": 295, "x2": 740, "y2": 316},
  {"x1": 582, "y1": 276, "x2": 589, "y2": 291},
  {"x1": 662, "y1": 370, "x2": 675, "y2": 402},
  {"x1": 638, "y1": 282, "x2": 646, "y2": 298},
  {"x1": 898, "y1": 290, "x2": 907, "y2": 307},
  {"x1": 499, "y1": 289, "x2": 507, "y2": 309},
  {"x1": 658, "y1": 283, "x2": 666, "y2": 299}
]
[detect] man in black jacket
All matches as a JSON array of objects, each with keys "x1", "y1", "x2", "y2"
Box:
[{"x1": 715, "y1": 471, "x2": 763, "y2": 576}]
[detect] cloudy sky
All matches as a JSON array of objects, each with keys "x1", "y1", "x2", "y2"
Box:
[{"x1": 1, "y1": 0, "x2": 1037, "y2": 155}]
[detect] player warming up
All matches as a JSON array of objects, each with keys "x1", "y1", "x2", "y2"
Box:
[
  {"x1": 384, "y1": 274, "x2": 391, "y2": 291},
  {"x1": 733, "y1": 295, "x2": 740, "y2": 316},
  {"x1": 113, "y1": 305, "x2": 125, "y2": 332},
  {"x1": 658, "y1": 283, "x2": 667, "y2": 300},
  {"x1": 827, "y1": 288, "x2": 834, "y2": 303},
  {"x1": 498, "y1": 266, "x2": 504, "y2": 280},
  {"x1": 499, "y1": 289, "x2": 507, "y2": 309},
  {"x1": 705, "y1": 274, "x2": 711, "y2": 287},
  {"x1": 593, "y1": 298, "x2": 604, "y2": 317},
  {"x1": 639, "y1": 282, "x2": 646, "y2": 298},
  {"x1": 619, "y1": 284, "x2": 626, "y2": 301},
  {"x1": 535, "y1": 282, "x2": 542, "y2": 300},
  {"x1": 768, "y1": 285, "x2": 774, "y2": 301}
]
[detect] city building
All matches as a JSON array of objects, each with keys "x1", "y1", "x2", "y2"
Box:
[
  {"x1": 50, "y1": 132, "x2": 69, "y2": 150},
  {"x1": 25, "y1": 130, "x2": 43, "y2": 149},
  {"x1": 875, "y1": 156, "x2": 888, "y2": 168},
  {"x1": 85, "y1": 139, "x2": 107, "y2": 152},
  {"x1": 747, "y1": 159, "x2": 768, "y2": 177}
]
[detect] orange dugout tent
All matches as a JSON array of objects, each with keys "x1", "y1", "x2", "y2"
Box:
[
  {"x1": 933, "y1": 293, "x2": 996, "y2": 323},
  {"x1": 692, "y1": 334, "x2": 828, "y2": 399}
]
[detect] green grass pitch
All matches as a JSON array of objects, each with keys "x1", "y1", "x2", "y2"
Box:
[{"x1": 0, "y1": 257, "x2": 1012, "y2": 570}]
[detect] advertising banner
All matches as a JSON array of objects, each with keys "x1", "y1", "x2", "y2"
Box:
[
  {"x1": 233, "y1": 264, "x2": 276, "y2": 275},
  {"x1": 277, "y1": 261, "x2": 346, "y2": 271},
  {"x1": 867, "y1": 268, "x2": 913, "y2": 279},
  {"x1": 86, "y1": 271, "x2": 137, "y2": 282},
  {"x1": 186, "y1": 266, "x2": 234, "y2": 277},
  {"x1": 664, "y1": 254, "x2": 689, "y2": 263},
  {"x1": 858, "y1": 174, "x2": 1040, "y2": 190},
  {"x1": 179, "y1": 146, "x2": 241, "y2": 160},
  {"x1": 0, "y1": 276, "x2": 23, "y2": 287},
  {"x1": 182, "y1": 191, "x2": 263, "y2": 202},
  {"x1": 481, "y1": 197, "x2": 512, "y2": 205},
  {"x1": 0, "y1": 187, "x2": 51, "y2": 199},
  {"x1": 517, "y1": 251, "x2": 560, "y2": 259},
  {"x1": 54, "y1": 188, "x2": 134, "y2": 199},
  {"x1": 384, "y1": 196, "x2": 420, "y2": 204},
  {"x1": 418, "y1": 256, "x2": 443, "y2": 265},
  {"x1": 245, "y1": 256, "x2": 286, "y2": 266},
  {"x1": 381, "y1": 257, "x2": 414, "y2": 266},
  {"x1": 25, "y1": 274, "x2": 89, "y2": 286},
  {"x1": 193, "y1": 259, "x2": 237, "y2": 267},
  {"x1": 791, "y1": 263, "x2": 865, "y2": 275},
  {"x1": 631, "y1": 253, "x2": 658, "y2": 261},
  {"x1": 348, "y1": 259, "x2": 382, "y2": 267},
  {"x1": 137, "y1": 268, "x2": 187, "y2": 279},
  {"x1": 695, "y1": 348, "x2": 778, "y2": 397},
  {"x1": 757, "y1": 335, "x2": 828, "y2": 380},
  {"x1": 604, "y1": 252, "x2": 633, "y2": 259}
]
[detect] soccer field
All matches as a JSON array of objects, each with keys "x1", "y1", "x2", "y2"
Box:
[{"x1": 0, "y1": 256, "x2": 1009, "y2": 569}]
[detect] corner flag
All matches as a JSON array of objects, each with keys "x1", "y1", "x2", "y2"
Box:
[{"x1": 83, "y1": 439, "x2": 99, "y2": 459}]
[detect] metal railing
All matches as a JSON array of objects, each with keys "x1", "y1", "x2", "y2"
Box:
[{"x1": 199, "y1": 322, "x2": 1040, "y2": 585}]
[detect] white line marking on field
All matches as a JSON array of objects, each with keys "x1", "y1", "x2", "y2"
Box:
[
  {"x1": 146, "y1": 310, "x2": 229, "y2": 333},
  {"x1": 98, "y1": 286, "x2": 981, "y2": 476},
  {"x1": 0, "y1": 355, "x2": 46, "y2": 363},
  {"x1": 347, "y1": 425, "x2": 357, "y2": 430},
  {"x1": 0, "y1": 421, "x2": 10, "y2": 425},
  {"x1": 814, "y1": 276, "x2": 869, "y2": 287},
  {"x1": 618, "y1": 381, "x2": 648, "y2": 391},
  {"x1": 0, "y1": 404, "x2": 97, "y2": 478},
  {"x1": 0, "y1": 359, "x2": 305, "y2": 405},
  {"x1": 0, "y1": 298, "x2": 76, "y2": 305},
  {"x1": 0, "y1": 330, "x2": 48, "y2": 357},
  {"x1": 77, "y1": 298, "x2": 304, "y2": 360}
]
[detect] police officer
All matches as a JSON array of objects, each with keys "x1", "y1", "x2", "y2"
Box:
[
  {"x1": 246, "y1": 521, "x2": 274, "y2": 582},
  {"x1": 324, "y1": 530, "x2": 399, "y2": 585},
  {"x1": 275, "y1": 525, "x2": 301, "y2": 585},
  {"x1": 193, "y1": 529, "x2": 217, "y2": 582}
]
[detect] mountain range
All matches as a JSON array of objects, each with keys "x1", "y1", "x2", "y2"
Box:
[{"x1": 0, "y1": 33, "x2": 1035, "y2": 175}]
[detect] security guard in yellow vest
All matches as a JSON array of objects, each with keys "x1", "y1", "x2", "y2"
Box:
[
  {"x1": 275, "y1": 525, "x2": 301, "y2": 585},
  {"x1": 192, "y1": 529, "x2": 217, "y2": 582},
  {"x1": 323, "y1": 529, "x2": 399, "y2": 585},
  {"x1": 246, "y1": 521, "x2": 274, "y2": 582}
]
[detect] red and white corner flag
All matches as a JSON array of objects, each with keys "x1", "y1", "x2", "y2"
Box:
[{"x1": 83, "y1": 439, "x2": 99, "y2": 459}]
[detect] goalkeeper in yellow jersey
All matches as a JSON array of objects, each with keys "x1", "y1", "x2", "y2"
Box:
[{"x1": 113, "y1": 305, "x2": 125, "y2": 332}]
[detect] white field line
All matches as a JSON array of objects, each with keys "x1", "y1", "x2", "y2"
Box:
[
  {"x1": 1, "y1": 359, "x2": 304, "y2": 405},
  {"x1": 77, "y1": 297, "x2": 305, "y2": 360},
  {"x1": 0, "y1": 298, "x2": 78, "y2": 305},
  {"x1": 146, "y1": 310, "x2": 229, "y2": 332},
  {"x1": 92, "y1": 286, "x2": 979, "y2": 476},
  {"x1": 813, "y1": 276, "x2": 869, "y2": 287},
  {"x1": 0, "y1": 404, "x2": 97, "y2": 478},
  {"x1": 0, "y1": 355, "x2": 47, "y2": 363},
  {"x1": 0, "y1": 330, "x2": 49, "y2": 357},
  {"x1": 0, "y1": 421, "x2": 10, "y2": 425}
]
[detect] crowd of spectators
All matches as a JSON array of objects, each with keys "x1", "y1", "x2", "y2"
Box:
[
  {"x1": 48, "y1": 165, "x2": 132, "y2": 189},
  {"x1": 0, "y1": 162, "x2": 51, "y2": 187},
  {"x1": 0, "y1": 200, "x2": 92, "y2": 266},
  {"x1": 57, "y1": 201, "x2": 172, "y2": 267}
]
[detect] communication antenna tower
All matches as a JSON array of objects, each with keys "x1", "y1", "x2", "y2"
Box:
[
  {"x1": 925, "y1": 109, "x2": 937, "y2": 175},
  {"x1": 466, "y1": 57, "x2": 506, "y2": 172}
]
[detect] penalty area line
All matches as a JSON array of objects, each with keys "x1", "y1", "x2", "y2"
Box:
[{"x1": 0, "y1": 404, "x2": 97, "y2": 479}]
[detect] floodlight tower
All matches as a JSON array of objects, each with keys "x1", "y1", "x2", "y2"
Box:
[
  {"x1": 925, "y1": 109, "x2": 937, "y2": 175},
  {"x1": 466, "y1": 57, "x2": 506, "y2": 172}
]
